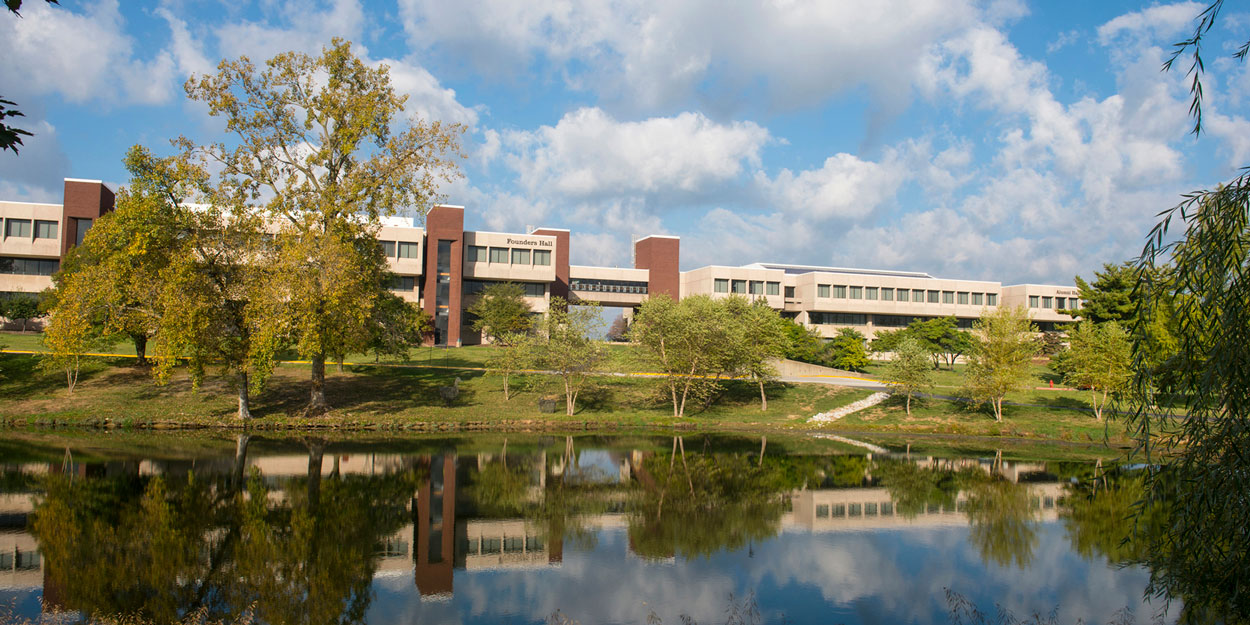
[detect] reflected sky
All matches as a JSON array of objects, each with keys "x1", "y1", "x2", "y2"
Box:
[
  {"x1": 0, "y1": 433, "x2": 1171, "y2": 624},
  {"x1": 366, "y1": 524, "x2": 1160, "y2": 625}
]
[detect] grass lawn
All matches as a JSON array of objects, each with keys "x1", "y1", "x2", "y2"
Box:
[{"x1": 0, "y1": 351, "x2": 871, "y2": 429}]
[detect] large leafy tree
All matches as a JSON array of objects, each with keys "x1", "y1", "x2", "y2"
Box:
[
  {"x1": 1069, "y1": 262, "x2": 1136, "y2": 323},
  {"x1": 467, "y1": 282, "x2": 533, "y2": 344},
  {"x1": 629, "y1": 294, "x2": 734, "y2": 417},
  {"x1": 722, "y1": 297, "x2": 789, "y2": 410},
  {"x1": 180, "y1": 38, "x2": 463, "y2": 415},
  {"x1": 884, "y1": 336, "x2": 934, "y2": 416},
  {"x1": 532, "y1": 297, "x2": 605, "y2": 416},
  {"x1": 826, "y1": 327, "x2": 870, "y2": 372},
  {"x1": 1063, "y1": 322, "x2": 1131, "y2": 421},
  {"x1": 1125, "y1": 2, "x2": 1250, "y2": 617},
  {"x1": 963, "y1": 306, "x2": 1037, "y2": 422}
]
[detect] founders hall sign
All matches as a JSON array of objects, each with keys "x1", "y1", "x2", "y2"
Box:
[{"x1": 506, "y1": 237, "x2": 554, "y2": 248}]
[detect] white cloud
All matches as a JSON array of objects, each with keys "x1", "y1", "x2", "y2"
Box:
[
  {"x1": 1096, "y1": 2, "x2": 1204, "y2": 44},
  {"x1": 0, "y1": 120, "x2": 72, "y2": 202},
  {"x1": 0, "y1": 0, "x2": 178, "y2": 106},
  {"x1": 375, "y1": 58, "x2": 480, "y2": 127},
  {"x1": 756, "y1": 152, "x2": 906, "y2": 220},
  {"x1": 503, "y1": 108, "x2": 769, "y2": 198},
  {"x1": 399, "y1": 0, "x2": 987, "y2": 113}
]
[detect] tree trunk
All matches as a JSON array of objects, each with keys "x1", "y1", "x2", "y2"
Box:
[
  {"x1": 306, "y1": 353, "x2": 329, "y2": 416},
  {"x1": 306, "y1": 441, "x2": 324, "y2": 513},
  {"x1": 758, "y1": 436, "x2": 766, "y2": 467},
  {"x1": 236, "y1": 372, "x2": 253, "y2": 419},
  {"x1": 233, "y1": 433, "x2": 251, "y2": 490},
  {"x1": 994, "y1": 397, "x2": 1003, "y2": 422},
  {"x1": 565, "y1": 379, "x2": 575, "y2": 416},
  {"x1": 906, "y1": 392, "x2": 912, "y2": 416},
  {"x1": 132, "y1": 334, "x2": 148, "y2": 366},
  {"x1": 670, "y1": 381, "x2": 680, "y2": 418},
  {"x1": 503, "y1": 371, "x2": 511, "y2": 401},
  {"x1": 758, "y1": 379, "x2": 767, "y2": 411}
]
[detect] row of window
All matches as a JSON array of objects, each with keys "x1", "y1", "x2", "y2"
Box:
[
  {"x1": 464, "y1": 279, "x2": 546, "y2": 297},
  {"x1": 1029, "y1": 295, "x2": 1077, "y2": 310},
  {"x1": 713, "y1": 278, "x2": 781, "y2": 296},
  {"x1": 570, "y1": 278, "x2": 649, "y2": 295},
  {"x1": 466, "y1": 245, "x2": 552, "y2": 267},
  {"x1": 0, "y1": 256, "x2": 60, "y2": 276},
  {"x1": 379, "y1": 240, "x2": 420, "y2": 259},
  {"x1": 815, "y1": 501, "x2": 894, "y2": 518},
  {"x1": 3, "y1": 218, "x2": 58, "y2": 241},
  {"x1": 460, "y1": 535, "x2": 545, "y2": 556},
  {"x1": 809, "y1": 313, "x2": 977, "y2": 329},
  {"x1": 814, "y1": 285, "x2": 1000, "y2": 306}
]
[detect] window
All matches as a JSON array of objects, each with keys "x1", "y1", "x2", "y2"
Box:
[
  {"x1": 1067, "y1": 299, "x2": 1079, "y2": 311},
  {"x1": 570, "y1": 278, "x2": 647, "y2": 294},
  {"x1": 749, "y1": 280, "x2": 764, "y2": 295},
  {"x1": 785, "y1": 286, "x2": 795, "y2": 298},
  {"x1": 74, "y1": 218, "x2": 93, "y2": 246},
  {"x1": 489, "y1": 247, "x2": 509, "y2": 263},
  {"x1": 398, "y1": 241, "x2": 419, "y2": 259},
  {"x1": 866, "y1": 502, "x2": 878, "y2": 516},
  {"x1": 849, "y1": 503, "x2": 862, "y2": 517},
  {"x1": 380, "y1": 240, "x2": 396, "y2": 257},
  {"x1": 1042, "y1": 296, "x2": 1053, "y2": 308},
  {"x1": 533, "y1": 249, "x2": 551, "y2": 266},
  {"x1": 816, "y1": 504, "x2": 829, "y2": 518},
  {"x1": 511, "y1": 248, "x2": 531, "y2": 264},
  {"x1": 5, "y1": 219, "x2": 31, "y2": 238},
  {"x1": 1055, "y1": 297, "x2": 1065, "y2": 309},
  {"x1": 928, "y1": 290, "x2": 940, "y2": 303},
  {"x1": 466, "y1": 245, "x2": 487, "y2": 262},
  {"x1": 389, "y1": 275, "x2": 416, "y2": 291},
  {"x1": 522, "y1": 283, "x2": 545, "y2": 297},
  {"x1": 810, "y1": 312, "x2": 867, "y2": 325},
  {"x1": 714, "y1": 278, "x2": 728, "y2": 293},
  {"x1": 833, "y1": 285, "x2": 847, "y2": 298},
  {"x1": 971, "y1": 292, "x2": 984, "y2": 305},
  {"x1": 817, "y1": 284, "x2": 830, "y2": 298},
  {"x1": 913, "y1": 290, "x2": 925, "y2": 303},
  {"x1": 766, "y1": 281, "x2": 780, "y2": 296},
  {"x1": 1029, "y1": 295, "x2": 1039, "y2": 308},
  {"x1": 732, "y1": 279, "x2": 747, "y2": 294},
  {"x1": 849, "y1": 286, "x2": 863, "y2": 299},
  {"x1": 986, "y1": 293, "x2": 997, "y2": 306},
  {"x1": 832, "y1": 504, "x2": 847, "y2": 518},
  {"x1": 896, "y1": 288, "x2": 908, "y2": 301},
  {"x1": 0, "y1": 256, "x2": 59, "y2": 275},
  {"x1": 957, "y1": 292, "x2": 969, "y2": 305},
  {"x1": 942, "y1": 291, "x2": 954, "y2": 304},
  {"x1": 34, "y1": 220, "x2": 57, "y2": 239},
  {"x1": 881, "y1": 288, "x2": 893, "y2": 301},
  {"x1": 865, "y1": 287, "x2": 878, "y2": 300},
  {"x1": 873, "y1": 314, "x2": 915, "y2": 328}
]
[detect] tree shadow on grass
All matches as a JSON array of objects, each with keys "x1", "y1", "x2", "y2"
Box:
[
  {"x1": 0, "y1": 354, "x2": 133, "y2": 401},
  {"x1": 250, "y1": 365, "x2": 488, "y2": 418}
]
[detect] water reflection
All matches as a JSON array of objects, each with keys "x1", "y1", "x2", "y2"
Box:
[{"x1": 0, "y1": 434, "x2": 1180, "y2": 624}]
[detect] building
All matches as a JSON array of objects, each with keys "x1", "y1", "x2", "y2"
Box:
[{"x1": 0, "y1": 179, "x2": 1078, "y2": 343}]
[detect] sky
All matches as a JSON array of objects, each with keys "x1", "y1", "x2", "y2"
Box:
[{"x1": 2, "y1": 0, "x2": 1249, "y2": 285}]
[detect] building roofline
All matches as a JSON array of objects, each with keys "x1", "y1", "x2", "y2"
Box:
[
  {"x1": 636, "y1": 234, "x2": 680, "y2": 241},
  {"x1": 64, "y1": 178, "x2": 104, "y2": 184},
  {"x1": 530, "y1": 227, "x2": 571, "y2": 232},
  {"x1": 467, "y1": 229, "x2": 558, "y2": 238},
  {"x1": 431, "y1": 204, "x2": 465, "y2": 209},
  {"x1": 745, "y1": 262, "x2": 938, "y2": 279},
  {"x1": 0, "y1": 201, "x2": 62, "y2": 207}
]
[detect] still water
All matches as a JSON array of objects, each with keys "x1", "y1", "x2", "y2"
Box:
[{"x1": 0, "y1": 432, "x2": 1166, "y2": 624}]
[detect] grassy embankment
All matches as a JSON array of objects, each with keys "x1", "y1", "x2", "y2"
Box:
[
  {"x1": 0, "y1": 331, "x2": 869, "y2": 429},
  {"x1": 0, "y1": 330, "x2": 1130, "y2": 443}
]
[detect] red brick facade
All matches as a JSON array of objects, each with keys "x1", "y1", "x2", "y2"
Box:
[
  {"x1": 531, "y1": 228, "x2": 570, "y2": 301},
  {"x1": 633, "y1": 236, "x2": 680, "y2": 299},
  {"x1": 60, "y1": 179, "x2": 114, "y2": 256},
  {"x1": 423, "y1": 205, "x2": 465, "y2": 346}
]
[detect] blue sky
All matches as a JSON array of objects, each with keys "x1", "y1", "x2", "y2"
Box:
[{"x1": 3, "y1": 0, "x2": 1249, "y2": 284}]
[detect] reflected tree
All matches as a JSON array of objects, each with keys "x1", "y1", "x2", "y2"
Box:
[{"x1": 962, "y1": 478, "x2": 1038, "y2": 569}]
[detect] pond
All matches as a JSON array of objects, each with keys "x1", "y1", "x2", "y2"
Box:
[{"x1": 0, "y1": 431, "x2": 1171, "y2": 624}]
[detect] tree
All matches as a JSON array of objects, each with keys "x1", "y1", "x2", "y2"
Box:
[
  {"x1": 629, "y1": 294, "x2": 733, "y2": 417},
  {"x1": 963, "y1": 306, "x2": 1037, "y2": 422},
  {"x1": 467, "y1": 282, "x2": 533, "y2": 344},
  {"x1": 364, "y1": 292, "x2": 432, "y2": 362},
  {"x1": 606, "y1": 314, "x2": 630, "y2": 342},
  {"x1": 43, "y1": 146, "x2": 191, "y2": 365},
  {"x1": 2, "y1": 294, "x2": 40, "y2": 332},
  {"x1": 180, "y1": 38, "x2": 463, "y2": 416},
  {"x1": 487, "y1": 331, "x2": 533, "y2": 401},
  {"x1": 532, "y1": 298, "x2": 605, "y2": 416},
  {"x1": 39, "y1": 289, "x2": 94, "y2": 393},
  {"x1": 780, "y1": 317, "x2": 825, "y2": 363},
  {"x1": 826, "y1": 327, "x2": 869, "y2": 372},
  {"x1": 884, "y1": 336, "x2": 934, "y2": 416},
  {"x1": 1124, "y1": 4, "x2": 1250, "y2": 616},
  {"x1": 1069, "y1": 262, "x2": 1136, "y2": 323},
  {"x1": 1063, "y1": 322, "x2": 1131, "y2": 421},
  {"x1": 723, "y1": 298, "x2": 789, "y2": 410}
]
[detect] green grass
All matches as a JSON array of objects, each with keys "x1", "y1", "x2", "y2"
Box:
[{"x1": 0, "y1": 350, "x2": 871, "y2": 429}]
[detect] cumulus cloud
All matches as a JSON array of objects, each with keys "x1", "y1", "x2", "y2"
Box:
[
  {"x1": 0, "y1": 120, "x2": 72, "y2": 203},
  {"x1": 399, "y1": 0, "x2": 987, "y2": 113},
  {"x1": 1096, "y1": 2, "x2": 1204, "y2": 44},
  {"x1": 503, "y1": 108, "x2": 769, "y2": 198},
  {"x1": 756, "y1": 152, "x2": 906, "y2": 220},
  {"x1": 0, "y1": 0, "x2": 178, "y2": 106}
]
